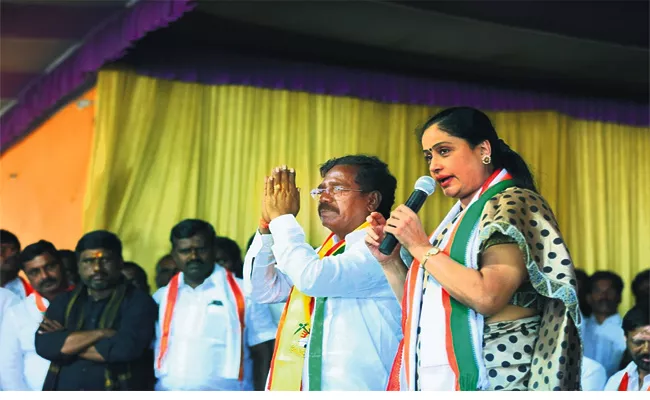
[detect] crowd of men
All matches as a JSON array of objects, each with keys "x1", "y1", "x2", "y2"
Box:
[
  {"x1": 1, "y1": 228, "x2": 648, "y2": 390},
  {"x1": 0, "y1": 224, "x2": 277, "y2": 391},
  {"x1": 0, "y1": 156, "x2": 648, "y2": 391},
  {"x1": 574, "y1": 268, "x2": 650, "y2": 389}
]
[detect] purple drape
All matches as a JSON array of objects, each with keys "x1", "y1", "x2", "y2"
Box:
[
  {"x1": 0, "y1": 0, "x2": 195, "y2": 150},
  {"x1": 129, "y1": 51, "x2": 649, "y2": 127}
]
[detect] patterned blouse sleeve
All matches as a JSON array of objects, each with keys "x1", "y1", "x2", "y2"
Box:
[{"x1": 476, "y1": 187, "x2": 580, "y2": 325}]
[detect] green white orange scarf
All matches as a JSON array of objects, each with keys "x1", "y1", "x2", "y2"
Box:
[
  {"x1": 387, "y1": 169, "x2": 514, "y2": 391},
  {"x1": 266, "y1": 222, "x2": 369, "y2": 391}
]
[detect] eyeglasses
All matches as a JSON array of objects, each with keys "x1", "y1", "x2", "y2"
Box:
[{"x1": 309, "y1": 186, "x2": 365, "y2": 200}]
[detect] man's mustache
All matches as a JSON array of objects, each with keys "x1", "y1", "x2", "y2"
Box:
[
  {"x1": 38, "y1": 278, "x2": 58, "y2": 288},
  {"x1": 318, "y1": 204, "x2": 338, "y2": 214}
]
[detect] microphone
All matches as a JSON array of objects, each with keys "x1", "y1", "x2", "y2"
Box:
[{"x1": 378, "y1": 176, "x2": 437, "y2": 255}]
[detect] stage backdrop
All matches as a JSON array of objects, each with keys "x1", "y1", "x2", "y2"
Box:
[
  {"x1": 1, "y1": 88, "x2": 96, "y2": 251},
  {"x1": 83, "y1": 69, "x2": 649, "y2": 311}
]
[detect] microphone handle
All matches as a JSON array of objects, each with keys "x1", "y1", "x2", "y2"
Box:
[
  {"x1": 403, "y1": 190, "x2": 428, "y2": 213},
  {"x1": 378, "y1": 190, "x2": 428, "y2": 255},
  {"x1": 378, "y1": 233, "x2": 399, "y2": 256}
]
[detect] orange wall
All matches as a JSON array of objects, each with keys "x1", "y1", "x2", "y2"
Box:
[{"x1": 0, "y1": 88, "x2": 95, "y2": 251}]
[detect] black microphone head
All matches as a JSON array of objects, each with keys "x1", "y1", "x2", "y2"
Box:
[{"x1": 414, "y1": 176, "x2": 436, "y2": 196}]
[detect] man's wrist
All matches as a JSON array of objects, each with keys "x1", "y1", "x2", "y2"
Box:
[
  {"x1": 380, "y1": 257, "x2": 407, "y2": 273},
  {"x1": 259, "y1": 217, "x2": 270, "y2": 234}
]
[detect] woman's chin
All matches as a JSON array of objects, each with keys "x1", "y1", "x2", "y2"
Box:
[{"x1": 441, "y1": 186, "x2": 458, "y2": 198}]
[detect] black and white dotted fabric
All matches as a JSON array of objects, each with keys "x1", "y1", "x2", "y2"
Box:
[
  {"x1": 483, "y1": 315, "x2": 541, "y2": 390},
  {"x1": 478, "y1": 187, "x2": 582, "y2": 390}
]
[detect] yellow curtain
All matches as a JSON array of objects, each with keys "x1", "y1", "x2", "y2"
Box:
[{"x1": 84, "y1": 69, "x2": 650, "y2": 312}]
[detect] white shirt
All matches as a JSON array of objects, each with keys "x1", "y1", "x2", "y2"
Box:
[
  {"x1": 582, "y1": 314, "x2": 626, "y2": 377},
  {"x1": 3, "y1": 277, "x2": 28, "y2": 300},
  {"x1": 153, "y1": 265, "x2": 277, "y2": 391},
  {"x1": 605, "y1": 361, "x2": 650, "y2": 391},
  {"x1": 0, "y1": 288, "x2": 18, "y2": 391},
  {"x1": 243, "y1": 214, "x2": 403, "y2": 390},
  {"x1": 0, "y1": 293, "x2": 51, "y2": 390},
  {"x1": 0, "y1": 287, "x2": 18, "y2": 314},
  {"x1": 582, "y1": 356, "x2": 607, "y2": 390}
]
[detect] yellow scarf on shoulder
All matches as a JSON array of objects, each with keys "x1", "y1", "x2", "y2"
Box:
[{"x1": 266, "y1": 222, "x2": 368, "y2": 390}]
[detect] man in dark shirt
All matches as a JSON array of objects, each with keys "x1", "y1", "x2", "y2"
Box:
[{"x1": 35, "y1": 230, "x2": 157, "y2": 390}]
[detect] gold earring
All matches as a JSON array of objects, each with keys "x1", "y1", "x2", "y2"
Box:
[{"x1": 482, "y1": 155, "x2": 491, "y2": 165}]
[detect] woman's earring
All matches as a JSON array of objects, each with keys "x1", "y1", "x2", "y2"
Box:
[{"x1": 482, "y1": 155, "x2": 491, "y2": 165}]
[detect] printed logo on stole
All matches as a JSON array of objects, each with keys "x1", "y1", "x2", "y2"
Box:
[{"x1": 290, "y1": 323, "x2": 310, "y2": 356}]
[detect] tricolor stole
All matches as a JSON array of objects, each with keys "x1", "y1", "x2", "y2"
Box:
[
  {"x1": 388, "y1": 170, "x2": 514, "y2": 391},
  {"x1": 267, "y1": 222, "x2": 368, "y2": 391}
]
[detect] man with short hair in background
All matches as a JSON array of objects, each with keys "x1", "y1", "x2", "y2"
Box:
[
  {"x1": 154, "y1": 254, "x2": 179, "y2": 290},
  {"x1": 1, "y1": 229, "x2": 33, "y2": 299},
  {"x1": 605, "y1": 306, "x2": 650, "y2": 391},
  {"x1": 153, "y1": 219, "x2": 276, "y2": 391},
  {"x1": 583, "y1": 271, "x2": 627, "y2": 378},
  {"x1": 0, "y1": 240, "x2": 69, "y2": 390}
]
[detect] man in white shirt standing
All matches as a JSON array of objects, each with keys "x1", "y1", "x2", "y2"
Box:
[
  {"x1": 0, "y1": 287, "x2": 19, "y2": 391},
  {"x1": 582, "y1": 271, "x2": 627, "y2": 378},
  {"x1": 605, "y1": 306, "x2": 650, "y2": 391},
  {"x1": 1, "y1": 229, "x2": 34, "y2": 299},
  {"x1": 244, "y1": 156, "x2": 403, "y2": 391},
  {"x1": 153, "y1": 219, "x2": 277, "y2": 391},
  {"x1": 0, "y1": 240, "x2": 69, "y2": 390}
]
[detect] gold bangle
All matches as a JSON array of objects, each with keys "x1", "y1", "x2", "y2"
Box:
[{"x1": 421, "y1": 246, "x2": 441, "y2": 269}]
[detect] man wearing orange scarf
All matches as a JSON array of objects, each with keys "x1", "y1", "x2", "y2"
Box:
[
  {"x1": 605, "y1": 306, "x2": 650, "y2": 391},
  {"x1": 0, "y1": 240, "x2": 69, "y2": 390},
  {"x1": 244, "y1": 155, "x2": 403, "y2": 391}
]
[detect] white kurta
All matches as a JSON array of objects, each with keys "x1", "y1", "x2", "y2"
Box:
[
  {"x1": 0, "y1": 287, "x2": 18, "y2": 314},
  {"x1": 581, "y1": 356, "x2": 607, "y2": 391},
  {"x1": 0, "y1": 293, "x2": 51, "y2": 390},
  {"x1": 605, "y1": 361, "x2": 650, "y2": 391},
  {"x1": 243, "y1": 214, "x2": 403, "y2": 391},
  {"x1": 153, "y1": 265, "x2": 277, "y2": 391},
  {"x1": 582, "y1": 314, "x2": 626, "y2": 378},
  {"x1": 3, "y1": 277, "x2": 28, "y2": 300},
  {"x1": 0, "y1": 287, "x2": 20, "y2": 391}
]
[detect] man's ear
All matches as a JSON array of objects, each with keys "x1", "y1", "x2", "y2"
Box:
[{"x1": 367, "y1": 191, "x2": 382, "y2": 213}]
